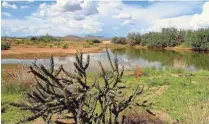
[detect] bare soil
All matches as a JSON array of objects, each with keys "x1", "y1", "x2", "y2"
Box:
[{"x1": 1, "y1": 46, "x2": 103, "y2": 59}]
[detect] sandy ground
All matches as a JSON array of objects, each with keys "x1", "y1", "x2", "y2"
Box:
[{"x1": 1, "y1": 46, "x2": 104, "y2": 59}]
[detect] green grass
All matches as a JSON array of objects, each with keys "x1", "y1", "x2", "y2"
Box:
[
  {"x1": 1, "y1": 82, "x2": 32, "y2": 124},
  {"x1": 2, "y1": 67, "x2": 209, "y2": 123}
]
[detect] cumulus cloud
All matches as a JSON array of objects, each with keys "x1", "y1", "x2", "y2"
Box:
[
  {"x1": 2, "y1": 12, "x2": 12, "y2": 17},
  {"x1": 190, "y1": 2, "x2": 209, "y2": 29},
  {"x1": 139, "y1": 1, "x2": 209, "y2": 33},
  {"x1": 1, "y1": 0, "x2": 209, "y2": 37},
  {"x1": 2, "y1": 2, "x2": 17, "y2": 9},
  {"x1": 2, "y1": 16, "x2": 103, "y2": 36}
]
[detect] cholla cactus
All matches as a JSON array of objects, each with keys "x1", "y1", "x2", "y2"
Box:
[{"x1": 10, "y1": 47, "x2": 150, "y2": 124}]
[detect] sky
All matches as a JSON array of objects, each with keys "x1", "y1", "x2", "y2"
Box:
[{"x1": 1, "y1": 0, "x2": 209, "y2": 37}]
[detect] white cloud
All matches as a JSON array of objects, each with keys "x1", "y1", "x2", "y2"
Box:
[
  {"x1": 2, "y1": 0, "x2": 209, "y2": 37},
  {"x1": 190, "y1": 2, "x2": 209, "y2": 29},
  {"x1": 27, "y1": 0, "x2": 34, "y2": 2},
  {"x1": 2, "y1": 2, "x2": 17, "y2": 9},
  {"x1": 139, "y1": 2, "x2": 209, "y2": 33},
  {"x1": 2, "y1": 12, "x2": 12, "y2": 17},
  {"x1": 20, "y1": 5, "x2": 28, "y2": 9},
  {"x1": 113, "y1": 13, "x2": 132, "y2": 19},
  {"x1": 122, "y1": 20, "x2": 134, "y2": 25}
]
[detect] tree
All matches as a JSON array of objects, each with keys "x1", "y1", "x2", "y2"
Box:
[
  {"x1": 111, "y1": 37, "x2": 127, "y2": 44},
  {"x1": 127, "y1": 32, "x2": 141, "y2": 46},
  {"x1": 10, "y1": 47, "x2": 150, "y2": 124},
  {"x1": 184, "y1": 28, "x2": 209, "y2": 51}
]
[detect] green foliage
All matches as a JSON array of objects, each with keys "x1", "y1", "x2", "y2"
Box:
[
  {"x1": 142, "y1": 32, "x2": 167, "y2": 48},
  {"x1": 140, "y1": 28, "x2": 181, "y2": 48},
  {"x1": 37, "y1": 42, "x2": 46, "y2": 48},
  {"x1": 2, "y1": 83, "x2": 29, "y2": 95},
  {"x1": 128, "y1": 27, "x2": 209, "y2": 50},
  {"x1": 86, "y1": 39, "x2": 101, "y2": 46},
  {"x1": 161, "y1": 28, "x2": 181, "y2": 47},
  {"x1": 62, "y1": 43, "x2": 68, "y2": 49},
  {"x1": 127, "y1": 32, "x2": 141, "y2": 46},
  {"x1": 10, "y1": 48, "x2": 148, "y2": 124},
  {"x1": 30, "y1": 34, "x2": 61, "y2": 43},
  {"x1": 184, "y1": 28, "x2": 209, "y2": 51},
  {"x1": 111, "y1": 37, "x2": 127, "y2": 44},
  {"x1": 1, "y1": 41, "x2": 11, "y2": 50}
]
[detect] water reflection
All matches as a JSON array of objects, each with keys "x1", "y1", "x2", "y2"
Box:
[
  {"x1": 111, "y1": 48, "x2": 209, "y2": 71},
  {"x1": 2, "y1": 48, "x2": 209, "y2": 71}
]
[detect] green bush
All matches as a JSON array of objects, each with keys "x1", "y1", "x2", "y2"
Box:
[
  {"x1": 1, "y1": 42, "x2": 11, "y2": 50},
  {"x1": 127, "y1": 32, "x2": 141, "y2": 46},
  {"x1": 111, "y1": 37, "x2": 127, "y2": 44},
  {"x1": 87, "y1": 40, "x2": 94, "y2": 45},
  {"x1": 37, "y1": 42, "x2": 46, "y2": 48},
  {"x1": 30, "y1": 34, "x2": 61, "y2": 43},
  {"x1": 184, "y1": 28, "x2": 209, "y2": 51},
  {"x1": 62, "y1": 43, "x2": 68, "y2": 49},
  {"x1": 140, "y1": 28, "x2": 181, "y2": 48},
  {"x1": 87, "y1": 39, "x2": 101, "y2": 44},
  {"x1": 141, "y1": 32, "x2": 167, "y2": 48}
]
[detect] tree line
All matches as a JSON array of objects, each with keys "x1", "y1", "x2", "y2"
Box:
[{"x1": 111, "y1": 28, "x2": 209, "y2": 51}]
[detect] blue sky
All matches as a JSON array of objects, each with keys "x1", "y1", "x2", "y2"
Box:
[{"x1": 1, "y1": 0, "x2": 209, "y2": 37}]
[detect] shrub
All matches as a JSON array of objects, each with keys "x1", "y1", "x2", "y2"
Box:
[
  {"x1": 30, "y1": 37, "x2": 37, "y2": 41},
  {"x1": 184, "y1": 28, "x2": 209, "y2": 51},
  {"x1": 111, "y1": 37, "x2": 127, "y2": 44},
  {"x1": 87, "y1": 40, "x2": 94, "y2": 45},
  {"x1": 127, "y1": 32, "x2": 141, "y2": 46},
  {"x1": 142, "y1": 32, "x2": 167, "y2": 48},
  {"x1": 30, "y1": 34, "x2": 61, "y2": 43},
  {"x1": 133, "y1": 65, "x2": 144, "y2": 78},
  {"x1": 1, "y1": 42, "x2": 11, "y2": 50},
  {"x1": 10, "y1": 48, "x2": 150, "y2": 124},
  {"x1": 37, "y1": 42, "x2": 45, "y2": 48},
  {"x1": 62, "y1": 43, "x2": 68, "y2": 49},
  {"x1": 83, "y1": 44, "x2": 91, "y2": 48},
  {"x1": 87, "y1": 39, "x2": 101, "y2": 44},
  {"x1": 49, "y1": 44, "x2": 53, "y2": 48}
]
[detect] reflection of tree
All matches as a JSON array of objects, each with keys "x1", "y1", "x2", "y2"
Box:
[
  {"x1": 111, "y1": 48, "x2": 209, "y2": 70},
  {"x1": 111, "y1": 48, "x2": 126, "y2": 55}
]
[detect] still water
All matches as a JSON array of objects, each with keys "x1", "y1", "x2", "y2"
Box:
[{"x1": 2, "y1": 48, "x2": 209, "y2": 72}]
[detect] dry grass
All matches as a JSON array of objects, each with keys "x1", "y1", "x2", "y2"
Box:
[
  {"x1": 181, "y1": 100, "x2": 209, "y2": 124},
  {"x1": 122, "y1": 110, "x2": 164, "y2": 124},
  {"x1": 2, "y1": 64, "x2": 35, "y2": 87},
  {"x1": 133, "y1": 65, "x2": 144, "y2": 78}
]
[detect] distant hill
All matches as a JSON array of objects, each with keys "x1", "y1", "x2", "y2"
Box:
[
  {"x1": 63, "y1": 35, "x2": 83, "y2": 41},
  {"x1": 84, "y1": 35, "x2": 111, "y2": 40},
  {"x1": 2, "y1": 35, "x2": 111, "y2": 41}
]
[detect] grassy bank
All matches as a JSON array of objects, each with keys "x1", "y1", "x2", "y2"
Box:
[{"x1": 2, "y1": 64, "x2": 209, "y2": 123}]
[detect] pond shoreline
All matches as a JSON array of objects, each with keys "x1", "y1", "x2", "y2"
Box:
[
  {"x1": 1, "y1": 44, "x2": 208, "y2": 59},
  {"x1": 1, "y1": 46, "x2": 104, "y2": 59}
]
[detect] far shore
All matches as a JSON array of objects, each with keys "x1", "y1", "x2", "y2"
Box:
[
  {"x1": 1, "y1": 46, "x2": 104, "y2": 59},
  {"x1": 1, "y1": 43, "x2": 208, "y2": 59}
]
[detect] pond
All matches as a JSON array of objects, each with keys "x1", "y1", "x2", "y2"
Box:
[{"x1": 2, "y1": 48, "x2": 209, "y2": 72}]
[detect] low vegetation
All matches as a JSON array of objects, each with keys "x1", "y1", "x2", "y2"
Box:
[
  {"x1": 112, "y1": 27, "x2": 209, "y2": 51},
  {"x1": 7, "y1": 49, "x2": 150, "y2": 124},
  {"x1": 62, "y1": 43, "x2": 69, "y2": 49},
  {"x1": 30, "y1": 34, "x2": 62, "y2": 43},
  {"x1": 1, "y1": 41, "x2": 11, "y2": 50},
  {"x1": 111, "y1": 37, "x2": 127, "y2": 44},
  {"x1": 2, "y1": 51, "x2": 209, "y2": 123}
]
